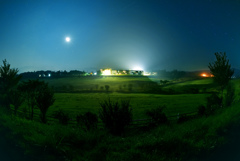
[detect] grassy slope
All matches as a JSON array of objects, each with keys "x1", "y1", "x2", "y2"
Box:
[
  {"x1": 2, "y1": 78, "x2": 239, "y2": 160},
  {"x1": 42, "y1": 76, "x2": 157, "y2": 92},
  {"x1": 49, "y1": 93, "x2": 208, "y2": 119},
  {"x1": 18, "y1": 77, "x2": 212, "y2": 122},
  {"x1": 1, "y1": 91, "x2": 240, "y2": 160}
]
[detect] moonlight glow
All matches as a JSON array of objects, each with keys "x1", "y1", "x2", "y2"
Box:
[{"x1": 65, "y1": 37, "x2": 71, "y2": 42}]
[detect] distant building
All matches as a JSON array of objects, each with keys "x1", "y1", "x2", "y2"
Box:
[{"x1": 99, "y1": 68, "x2": 145, "y2": 76}]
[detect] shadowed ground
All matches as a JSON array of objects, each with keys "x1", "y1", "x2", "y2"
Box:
[
  {"x1": 0, "y1": 126, "x2": 34, "y2": 161},
  {"x1": 194, "y1": 121, "x2": 240, "y2": 161}
]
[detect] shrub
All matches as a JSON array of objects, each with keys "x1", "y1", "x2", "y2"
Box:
[
  {"x1": 197, "y1": 105, "x2": 206, "y2": 116},
  {"x1": 76, "y1": 112, "x2": 98, "y2": 131},
  {"x1": 146, "y1": 106, "x2": 168, "y2": 126},
  {"x1": 99, "y1": 98, "x2": 132, "y2": 135},
  {"x1": 206, "y1": 93, "x2": 222, "y2": 115},
  {"x1": 105, "y1": 85, "x2": 110, "y2": 92},
  {"x1": 190, "y1": 87, "x2": 199, "y2": 94},
  {"x1": 128, "y1": 84, "x2": 133, "y2": 92},
  {"x1": 224, "y1": 83, "x2": 235, "y2": 107},
  {"x1": 177, "y1": 114, "x2": 190, "y2": 123},
  {"x1": 160, "y1": 80, "x2": 169, "y2": 85},
  {"x1": 53, "y1": 109, "x2": 70, "y2": 125}
]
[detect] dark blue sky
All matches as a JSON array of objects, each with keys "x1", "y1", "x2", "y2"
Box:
[{"x1": 0, "y1": 0, "x2": 240, "y2": 72}]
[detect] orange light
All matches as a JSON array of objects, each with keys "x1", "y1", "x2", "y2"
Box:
[{"x1": 201, "y1": 73, "x2": 208, "y2": 77}]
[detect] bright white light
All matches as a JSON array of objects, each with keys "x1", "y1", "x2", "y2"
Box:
[
  {"x1": 132, "y1": 66, "x2": 143, "y2": 71},
  {"x1": 102, "y1": 69, "x2": 112, "y2": 75},
  {"x1": 65, "y1": 37, "x2": 71, "y2": 42}
]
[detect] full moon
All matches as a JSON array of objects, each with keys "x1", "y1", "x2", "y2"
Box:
[{"x1": 65, "y1": 37, "x2": 71, "y2": 42}]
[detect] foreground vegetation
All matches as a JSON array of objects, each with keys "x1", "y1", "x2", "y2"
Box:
[
  {"x1": 0, "y1": 78, "x2": 238, "y2": 160},
  {"x1": 0, "y1": 53, "x2": 239, "y2": 160},
  {"x1": 1, "y1": 90, "x2": 239, "y2": 160}
]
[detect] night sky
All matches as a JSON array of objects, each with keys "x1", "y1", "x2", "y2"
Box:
[{"x1": 0, "y1": 0, "x2": 240, "y2": 72}]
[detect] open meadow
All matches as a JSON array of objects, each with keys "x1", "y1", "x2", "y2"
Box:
[
  {"x1": 5, "y1": 76, "x2": 240, "y2": 160},
  {"x1": 19, "y1": 76, "x2": 216, "y2": 122}
]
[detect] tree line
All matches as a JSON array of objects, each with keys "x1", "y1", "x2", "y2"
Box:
[{"x1": 0, "y1": 59, "x2": 55, "y2": 123}]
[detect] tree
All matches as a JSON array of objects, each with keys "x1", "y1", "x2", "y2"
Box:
[
  {"x1": 208, "y1": 52, "x2": 234, "y2": 96},
  {"x1": 19, "y1": 80, "x2": 45, "y2": 120},
  {"x1": 9, "y1": 89, "x2": 24, "y2": 115},
  {"x1": 36, "y1": 82, "x2": 55, "y2": 123},
  {"x1": 0, "y1": 59, "x2": 22, "y2": 109}
]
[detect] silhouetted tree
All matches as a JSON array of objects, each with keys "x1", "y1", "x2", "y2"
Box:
[
  {"x1": 19, "y1": 80, "x2": 45, "y2": 120},
  {"x1": 208, "y1": 52, "x2": 234, "y2": 97},
  {"x1": 36, "y1": 82, "x2": 55, "y2": 123},
  {"x1": 0, "y1": 59, "x2": 21, "y2": 110},
  {"x1": 105, "y1": 85, "x2": 110, "y2": 92},
  {"x1": 9, "y1": 89, "x2": 24, "y2": 115}
]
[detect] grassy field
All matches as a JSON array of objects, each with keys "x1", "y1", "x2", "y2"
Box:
[
  {"x1": 45, "y1": 93, "x2": 209, "y2": 120},
  {"x1": 2, "y1": 77, "x2": 240, "y2": 160},
  {"x1": 41, "y1": 76, "x2": 158, "y2": 93},
  {"x1": 18, "y1": 76, "x2": 214, "y2": 121}
]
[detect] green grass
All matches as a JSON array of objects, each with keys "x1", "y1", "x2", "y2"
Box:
[
  {"x1": 17, "y1": 92, "x2": 209, "y2": 122},
  {"x1": 40, "y1": 76, "x2": 158, "y2": 93},
  {"x1": 2, "y1": 77, "x2": 240, "y2": 160},
  {"x1": 163, "y1": 78, "x2": 219, "y2": 93},
  {"x1": 17, "y1": 77, "x2": 215, "y2": 123},
  {"x1": 2, "y1": 93, "x2": 240, "y2": 160}
]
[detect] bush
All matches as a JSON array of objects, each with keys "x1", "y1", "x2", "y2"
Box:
[
  {"x1": 105, "y1": 85, "x2": 110, "y2": 92},
  {"x1": 206, "y1": 93, "x2": 222, "y2": 115},
  {"x1": 76, "y1": 112, "x2": 98, "y2": 131},
  {"x1": 53, "y1": 109, "x2": 70, "y2": 125},
  {"x1": 177, "y1": 114, "x2": 191, "y2": 123},
  {"x1": 99, "y1": 98, "x2": 132, "y2": 135},
  {"x1": 128, "y1": 84, "x2": 133, "y2": 92},
  {"x1": 190, "y1": 87, "x2": 199, "y2": 94},
  {"x1": 197, "y1": 105, "x2": 206, "y2": 116},
  {"x1": 146, "y1": 106, "x2": 168, "y2": 126},
  {"x1": 224, "y1": 83, "x2": 235, "y2": 107}
]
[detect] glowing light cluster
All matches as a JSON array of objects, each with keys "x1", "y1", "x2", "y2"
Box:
[
  {"x1": 200, "y1": 73, "x2": 214, "y2": 77},
  {"x1": 132, "y1": 66, "x2": 143, "y2": 71},
  {"x1": 102, "y1": 69, "x2": 112, "y2": 75},
  {"x1": 201, "y1": 73, "x2": 207, "y2": 77}
]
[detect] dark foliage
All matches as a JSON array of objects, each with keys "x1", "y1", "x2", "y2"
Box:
[
  {"x1": 206, "y1": 93, "x2": 222, "y2": 115},
  {"x1": 53, "y1": 109, "x2": 70, "y2": 125},
  {"x1": 105, "y1": 85, "x2": 110, "y2": 92},
  {"x1": 36, "y1": 83, "x2": 55, "y2": 123},
  {"x1": 159, "y1": 80, "x2": 170, "y2": 85},
  {"x1": 0, "y1": 59, "x2": 22, "y2": 109},
  {"x1": 18, "y1": 80, "x2": 45, "y2": 120},
  {"x1": 9, "y1": 89, "x2": 24, "y2": 115},
  {"x1": 99, "y1": 98, "x2": 132, "y2": 135},
  {"x1": 146, "y1": 106, "x2": 168, "y2": 126},
  {"x1": 197, "y1": 105, "x2": 206, "y2": 116},
  {"x1": 190, "y1": 87, "x2": 199, "y2": 94},
  {"x1": 208, "y1": 52, "x2": 234, "y2": 96},
  {"x1": 128, "y1": 84, "x2": 133, "y2": 92},
  {"x1": 177, "y1": 114, "x2": 190, "y2": 123},
  {"x1": 224, "y1": 83, "x2": 235, "y2": 107},
  {"x1": 76, "y1": 112, "x2": 98, "y2": 131}
]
